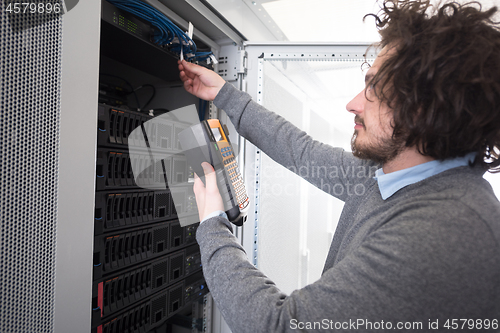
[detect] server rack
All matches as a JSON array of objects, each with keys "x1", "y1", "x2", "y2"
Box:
[
  {"x1": 92, "y1": 1, "x2": 208, "y2": 326},
  {"x1": 91, "y1": 2, "x2": 216, "y2": 332}
]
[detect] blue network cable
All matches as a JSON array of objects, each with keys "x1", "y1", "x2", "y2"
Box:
[{"x1": 107, "y1": 0, "x2": 214, "y2": 62}]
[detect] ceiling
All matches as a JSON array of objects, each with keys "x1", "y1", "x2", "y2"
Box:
[{"x1": 205, "y1": 0, "x2": 500, "y2": 42}]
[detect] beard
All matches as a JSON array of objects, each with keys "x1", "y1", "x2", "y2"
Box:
[{"x1": 350, "y1": 119, "x2": 406, "y2": 165}]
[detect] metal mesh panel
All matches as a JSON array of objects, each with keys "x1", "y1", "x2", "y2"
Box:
[
  {"x1": 152, "y1": 294, "x2": 167, "y2": 323},
  {"x1": 1, "y1": 5, "x2": 62, "y2": 333},
  {"x1": 157, "y1": 123, "x2": 173, "y2": 149},
  {"x1": 152, "y1": 259, "x2": 168, "y2": 288}
]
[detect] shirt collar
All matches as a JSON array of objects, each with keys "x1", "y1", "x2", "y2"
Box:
[{"x1": 374, "y1": 152, "x2": 476, "y2": 200}]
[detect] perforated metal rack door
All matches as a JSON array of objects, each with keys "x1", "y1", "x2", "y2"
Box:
[{"x1": 1, "y1": 5, "x2": 62, "y2": 333}]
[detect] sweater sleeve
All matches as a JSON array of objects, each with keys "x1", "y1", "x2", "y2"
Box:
[
  {"x1": 213, "y1": 83, "x2": 378, "y2": 202},
  {"x1": 196, "y1": 200, "x2": 500, "y2": 333}
]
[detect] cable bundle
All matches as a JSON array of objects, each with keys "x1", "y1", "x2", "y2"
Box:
[{"x1": 107, "y1": 0, "x2": 213, "y2": 62}]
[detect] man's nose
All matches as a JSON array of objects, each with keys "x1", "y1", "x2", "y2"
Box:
[{"x1": 346, "y1": 90, "x2": 365, "y2": 115}]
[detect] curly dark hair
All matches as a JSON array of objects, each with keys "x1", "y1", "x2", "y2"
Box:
[{"x1": 364, "y1": 0, "x2": 500, "y2": 172}]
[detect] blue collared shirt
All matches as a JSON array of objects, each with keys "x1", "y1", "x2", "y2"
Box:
[{"x1": 374, "y1": 153, "x2": 476, "y2": 200}]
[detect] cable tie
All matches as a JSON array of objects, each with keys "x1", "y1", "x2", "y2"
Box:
[
  {"x1": 187, "y1": 22, "x2": 194, "y2": 39},
  {"x1": 209, "y1": 54, "x2": 219, "y2": 65}
]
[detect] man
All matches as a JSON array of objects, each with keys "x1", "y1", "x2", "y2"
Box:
[{"x1": 178, "y1": 0, "x2": 500, "y2": 331}]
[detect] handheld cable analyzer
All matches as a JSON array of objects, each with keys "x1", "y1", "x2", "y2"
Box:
[{"x1": 178, "y1": 119, "x2": 249, "y2": 226}]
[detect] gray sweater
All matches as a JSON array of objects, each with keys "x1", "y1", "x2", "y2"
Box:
[{"x1": 196, "y1": 83, "x2": 500, "y2": 332}]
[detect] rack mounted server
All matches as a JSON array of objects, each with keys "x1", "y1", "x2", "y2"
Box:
[{"x1": 92, "y1": 102, "x2": 207, "y2": 332}]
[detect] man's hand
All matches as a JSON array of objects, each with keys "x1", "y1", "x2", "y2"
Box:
[
  {"x1": 193, "y1": 162, "x2": 225, "y2": 222},
  {"x1": 178, "y1": 60, "x2": 226, "y2": 101}
]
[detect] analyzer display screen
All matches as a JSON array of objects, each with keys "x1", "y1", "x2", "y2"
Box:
[{"x1": 211, "y1": 128, "x2": 222, "y2": 141}]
